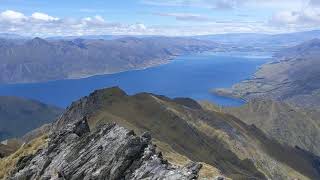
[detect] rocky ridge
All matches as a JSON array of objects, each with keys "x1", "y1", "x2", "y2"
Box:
[
  {"x1": 51, "y1": 87, "x2": 320, "y2": 179},
  {"x1": 9, "y1": 117, "x2": 201, "y2": 179},
  {"x1": 3, "y1": 87, "x2": 320, "y2": 179}
]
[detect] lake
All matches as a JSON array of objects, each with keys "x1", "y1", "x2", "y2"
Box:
[{"x1": 0, "y1": 52, "x2": 269, "y2": 108}]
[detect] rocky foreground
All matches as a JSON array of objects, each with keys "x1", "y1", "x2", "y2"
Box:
[{"x1": 9, "y1": 117, "x2": 201, "y2": 179}]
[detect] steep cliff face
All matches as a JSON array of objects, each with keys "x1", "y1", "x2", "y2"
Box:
[{"x1": 9, "y1": 118, "x2": 201, "y2": 180}]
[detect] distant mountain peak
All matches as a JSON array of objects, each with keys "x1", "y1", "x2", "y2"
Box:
[
  {"x1": 304, "y1": 38, "x2": 320, "y2": 47},
  {"x1": 274, "y1": 38, "x2": 320, "y2": 59},
  {"x1": 27, "y1": 37, "x2": 49, "y2": 46},
  {"x1": 118, "y1": 37, "x2": 142, "y2": 43},
  {"x1": 87, "y1": 87, "x2": 128, "y2": 100}
]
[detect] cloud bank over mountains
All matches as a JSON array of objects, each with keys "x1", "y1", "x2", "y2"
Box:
[
  {"x1": 0, "y1": 0, "x2": 320, "y2": 36},
  {"x1": 146, "y1": 0, "x2": 320, "y2": 30},
  {"x1": 270, "y1": 3, "x2": 320, "y2": 28},
  {"x1": 0, "y1": 10, "x2": 150, "y2": 37}
]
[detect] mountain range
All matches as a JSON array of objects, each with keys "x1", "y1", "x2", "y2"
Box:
[
  {"x1": 0, "y1": 34, "x2": 28, "y2": 40},
  {"x1": 214, "y1": 38, "x2": 320, "y2": 109},
  {"x1": 0, "y1": 37, "x2": 217, "y2": 84},
  {"x1": 1, "y1": 30, "x2": 320, "y2": 84},
  {"x1": 195, "y1": 30, "x2": 320, "y2": 51}
]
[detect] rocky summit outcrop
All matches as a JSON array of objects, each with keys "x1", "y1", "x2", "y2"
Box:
[{"x1": 9, "y1": 117, "x2": 201, "y2": 180}]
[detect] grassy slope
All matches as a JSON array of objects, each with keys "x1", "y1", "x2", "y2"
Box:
[
  {"x1": 0, "y1": 134, "x2": 48, "y2": 179},
  {"x1": 224, "y1": 99, "x2": 320, "y2": 156},
  {"x1": 0, "y1": 139, "x2": 22, "y2": 158},
  {"x1": 54, "y1": 87, "x2": 320, "y2": 179}
]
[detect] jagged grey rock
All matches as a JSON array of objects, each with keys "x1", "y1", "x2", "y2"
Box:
[{"x1": 9, "y1": 118, "x2": 201, "y2": 180}]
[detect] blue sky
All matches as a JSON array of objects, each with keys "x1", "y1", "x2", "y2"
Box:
[{"x1": 0, "y1": 0, "x2": 319, "y2": 36}]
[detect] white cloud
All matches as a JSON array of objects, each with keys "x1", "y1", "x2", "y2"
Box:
[
  {"x1": 153, "y1": 13, "x2": 211, "y2": 22},
  {"x1": 213, "y1": 0, "x2": 234, "y2": 10},
  {"x1": 0, "y1": 10, "x2": 152, "y2": 36},
  {"x1": 1, "y1": 10, "x2": 274, "y2": 36},
  {"x1": 309, "y1": 0, "x2": 320, "y2": 6},
  {"x1": 271, "y1": 11, "x2": 300, "y2": 25},
  {"x1": 142, "y1": 0, "x2": 306, "y2": 10},
  {"x1": 81, "y1": 15, "x2": 106, "y2": 26},
  {"x1": 1, "y1": 3, "x2": 320, "y2": 37},
  {"x1": 0, "y1": 10, "x2": 27, "y2": 23},
  {"x1": 269, "y1": 3, "x2": 320, "y2": 28},
  {"x1": 79, "y1": 9, "x2": 105, "y2": 13},
  {"x1": 31, "y1": 12, "x2": 59, "y2": 22},
  {"x1": 142, "y1": 0, "x2": 239, "y2": 9},
  {"x1": 94, "y1": 16, "x2": 105, "y2": 23},
  {"x1": 149, "y1": 21, "x2": 282, "y2": 36},
  {"x1": 130, "y1": 23, "x2": 147, "y2": 31}
]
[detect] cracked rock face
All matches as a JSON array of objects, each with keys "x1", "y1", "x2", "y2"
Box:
[{"x1": 9, "y1": 118, "x2": 201, "y2": 180}]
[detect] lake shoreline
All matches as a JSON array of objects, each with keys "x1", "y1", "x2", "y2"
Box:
[{"x1": 0, "y1": 52, "x2": 269, "y2": 108}]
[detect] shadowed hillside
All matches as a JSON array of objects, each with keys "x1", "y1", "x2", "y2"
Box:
[{"x1": 0, "y1": 96, "x2": 63, "y2": 141}]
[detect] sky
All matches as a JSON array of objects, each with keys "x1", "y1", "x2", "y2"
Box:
[{"x1": 0, "y1": 0, "x2": 320, "y2": 36}]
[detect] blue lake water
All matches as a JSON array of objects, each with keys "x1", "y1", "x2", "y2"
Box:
[{"x1": 0, "y1": 52, "x2": 269, "y2": 108}]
